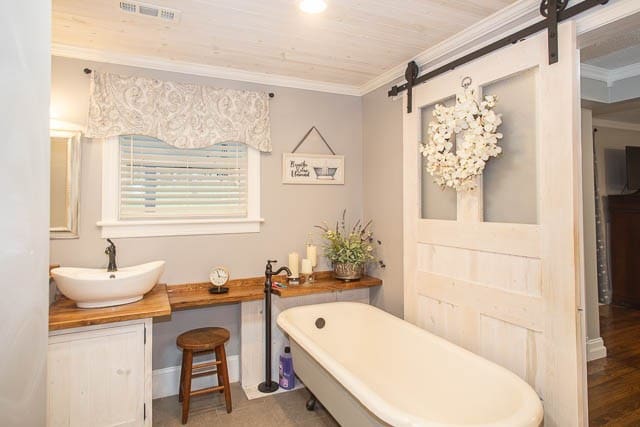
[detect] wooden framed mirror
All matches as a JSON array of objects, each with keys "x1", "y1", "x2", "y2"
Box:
[{"x1": 50, "y1": 121, "x2": 82, "y2": 239}]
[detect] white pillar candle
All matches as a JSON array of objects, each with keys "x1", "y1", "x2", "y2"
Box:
[
  {"x1": 288, "y1": 252, "x2": 300, "y2": 278},
  {"x1": 306, "y1": 244, "x2": 317, "y2": 268},
  {"x1": 301, "y1": 258, "x2": 313, "y2": 275}
]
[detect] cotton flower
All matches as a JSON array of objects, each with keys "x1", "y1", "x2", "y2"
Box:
[{"x1": 421, "y1": 88, "x2": 502, "y2": 191}]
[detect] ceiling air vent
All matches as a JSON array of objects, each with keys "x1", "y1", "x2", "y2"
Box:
[{"x1": 118, "y1": 1, "x2": 181, "y2": 23}]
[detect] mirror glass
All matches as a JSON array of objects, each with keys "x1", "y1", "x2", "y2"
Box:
[{"x1": 50, "y1": 126, "x2": 81, "y2": 239}]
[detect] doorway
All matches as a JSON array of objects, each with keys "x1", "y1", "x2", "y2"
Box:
[{"x1": 579, "y1": 11, "x2": 640, "y2": 425}]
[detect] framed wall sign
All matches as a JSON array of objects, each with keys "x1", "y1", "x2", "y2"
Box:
[
  {"x1": 282, "y1": 126, "x2": 345, "y2": 185},
  {"x1": 282, "y1": 152, "x2": 345, "y2": 185}
]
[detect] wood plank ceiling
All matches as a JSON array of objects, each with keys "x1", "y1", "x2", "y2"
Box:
[{"x1": 52, "y1": 0, "x2": 516, "y2": 87}]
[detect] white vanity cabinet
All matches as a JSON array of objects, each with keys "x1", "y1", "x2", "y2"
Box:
[{"x1": 47, "y1": 319, "x2": 152, "y2": 427}]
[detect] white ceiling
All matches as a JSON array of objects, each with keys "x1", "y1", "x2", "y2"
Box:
[
  {"x1": 581, "y1": 12, "x2": 640, "y2": 70},
  {"x1": 52, "y1": 0, "x2": 516, "y2": 89},
  {"x1": 596, "y1": 108, "x2": 640, "y2": 124},
  {"x1": 582, "y1": 30, "x2": 640, "y2": 69},
  {"x1": 585, "y1": 99, "x2": 640, "y2": 125}
]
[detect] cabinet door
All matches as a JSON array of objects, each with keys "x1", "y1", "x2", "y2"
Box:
[{"x1": 48, "y1": 323, "x2": 145, "y2": 427}]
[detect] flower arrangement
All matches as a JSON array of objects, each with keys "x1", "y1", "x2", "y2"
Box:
[
  {"x1": 315, "y1": 210, "x2": 384, "y2": 269},
  {"x1": 420, "y1": 87, "x2": 503, "y2": 191}
]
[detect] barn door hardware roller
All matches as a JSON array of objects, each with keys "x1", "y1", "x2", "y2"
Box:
[{"x1": 390, "y1": 0, "x2": 609, "y2": 113}]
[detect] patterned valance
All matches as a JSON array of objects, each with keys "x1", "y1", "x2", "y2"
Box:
[{"x1": 85, "y1": 71, "x2": 272, "y2": 152}]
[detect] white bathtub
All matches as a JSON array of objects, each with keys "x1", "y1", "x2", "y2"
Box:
[{"x1": 277, "y1": 302, "x2": 543, "y2": 427}]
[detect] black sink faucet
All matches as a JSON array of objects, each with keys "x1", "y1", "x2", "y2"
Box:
[
  {"x1": 105, "y1": 239, "x2": 117, "y2": 272},
  {"x1": 258, "y1": 260, "x2": 292, "y2": 394},
  {"x1": 265, "y1": 259, "x2": 292, "y2": 286}
]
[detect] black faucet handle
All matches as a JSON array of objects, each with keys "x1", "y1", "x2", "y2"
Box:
[{"x1": 265, "y1": 259, "x2": 278, "y2": 276}]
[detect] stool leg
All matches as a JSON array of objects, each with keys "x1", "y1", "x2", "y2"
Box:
[
  {"x1": 215, "y1": 355, "x2": 224, "y2": 394},
  {"x1": 178, "y1": 350, "x2": 187, "y2": 403},
  {"x1": 215, "y1": 344, "x2": 232, "y2": 414},
  {"x1": 181, "y1": 350, "x2": 193, "y2": 424}
]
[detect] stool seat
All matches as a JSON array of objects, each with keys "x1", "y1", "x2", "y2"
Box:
[
  {"x1": 177, "y1": 327, "x2": 229, "y2": 351},
  {"x1": 176, "y1": 327, "x2": 232, "y2": 424}
]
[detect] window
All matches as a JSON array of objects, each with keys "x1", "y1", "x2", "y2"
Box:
[{"x1": 99, "y1": 135, "x2": 262, "y2": 237}]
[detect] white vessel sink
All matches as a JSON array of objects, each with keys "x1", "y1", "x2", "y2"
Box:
[{"x1": 51, "y1": 261, "x2": 165, "y2": 308}]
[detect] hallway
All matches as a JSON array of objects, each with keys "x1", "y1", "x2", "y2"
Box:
[{"x1": 588, "y1": 305, "x2": 640, "y2": 425}]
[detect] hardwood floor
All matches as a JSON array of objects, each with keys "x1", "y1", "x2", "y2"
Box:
[{"x1": 588, "y1": 304, "x2": 640, "y2": 426}]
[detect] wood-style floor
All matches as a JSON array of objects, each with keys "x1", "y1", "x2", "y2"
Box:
[{"x1": 588, "y1": 304, "x2": 640, "y2": 426}]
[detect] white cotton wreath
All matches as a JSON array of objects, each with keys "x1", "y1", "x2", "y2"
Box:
[{"x1": 420, "y1": 87, "x2": 503, "y2": 191}]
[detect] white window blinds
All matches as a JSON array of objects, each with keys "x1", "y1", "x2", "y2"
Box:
[{"x1": 119, "y1": 135, "x2": 248, "y2": 219}]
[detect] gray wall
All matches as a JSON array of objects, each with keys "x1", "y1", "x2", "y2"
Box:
[
  {"x1": 581, "y1": 77, "x2": 610, "y2": 103},
  {"x1": 0, "y1": 2, "x2": 50, "y2": 426},
  {"x1": 362, "y1": 83, "x2": 404, "y2": 317},
  {"x1": 593, "y1": 126, "x2": 640, "y2": 196},
  {"x1": 610, "y1": 75, "x2": 640, "y2": 104},
  {"x1": 49, "y1": 56, "x2": 364, "y2": 369},
  {"x1": 584, "y1": 124, "x2": 640, "y2": 342}
]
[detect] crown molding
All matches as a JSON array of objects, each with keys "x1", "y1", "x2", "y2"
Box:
[
  {"x1": 359, "y1": 0, "x2": 540, "y2": 95},
  {"x1": 580, "y1": 62, "x2": 640, "y2": 87},
  {"x1": 361, "y1": 0, "x2": 640, "y2": 96},
  {"x1": 53, "y1": 0, "x2": 640, "y2": 98},
  {"x1": 51, "y1": 43, "x2": 363, "y2": 97},
  {"x1": 55, "y1": 0, "x2": 541, "y2": 98},
  {"x1": 611, "y1": 62, "x2": 640, "y2": 83},
  {"x1": 593, "y1": 118, "x2": 640, "y2": 132},
  {"x1": 581, "y1": 63, "x2": 613, "y2": 86},
  {"x1": 574, "y1": 0, "x2": 640, "y2": 36}
]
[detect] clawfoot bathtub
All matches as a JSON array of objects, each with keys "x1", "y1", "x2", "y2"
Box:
[{"x1": 277, "y1": 302, "x2": 543, "y2": 427}]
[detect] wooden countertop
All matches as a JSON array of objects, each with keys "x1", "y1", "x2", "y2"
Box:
[
  {"x1": 167, "y1": 276, "x2": 276, "y2": 310},
  {"x1": 49, "y1": 272, "x2": 383, "y2": 329},
  {"x1": 49, "y1": 284, "x2": 171, "y2": 331},
  {"x1": 271, "y1": 271, "x2": 382, "y2": 298},
  {"x1": 168, "y1": 272, "x2": 382, "y2": 309}
]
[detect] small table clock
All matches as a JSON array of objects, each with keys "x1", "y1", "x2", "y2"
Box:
[{"x1": 209, "y1": 266, "x2": 230, "y2": 294}]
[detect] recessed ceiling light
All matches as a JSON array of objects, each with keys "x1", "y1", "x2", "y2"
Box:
[{"x1": 299, "y1": 0, "x2": 327, "y2": 14}]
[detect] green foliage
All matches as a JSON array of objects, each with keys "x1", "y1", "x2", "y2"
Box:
[{"x1": 315, "y1": 210, "x2": 382, "y2": 266}]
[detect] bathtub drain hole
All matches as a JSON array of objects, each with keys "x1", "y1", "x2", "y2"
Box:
[{"x1": 315, "y1": 318, "x2": 325, "y2": 329}]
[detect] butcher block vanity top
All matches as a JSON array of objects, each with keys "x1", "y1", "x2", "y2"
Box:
[
  {"x1": 167, "y1": 276, "x2": 270, "y2": 310},
  {"x1": 168, "y1": 271, "x2": 383, "y2": 309},
  {"x1": 49, "y1": 273, "x2": 383, "y2": 329},
  {"x1": 271, "y1": 271, "x2": 382, "y2": 298},
  {"x1": 49, "y1": 284, "x2": 171, "y2": 331}
]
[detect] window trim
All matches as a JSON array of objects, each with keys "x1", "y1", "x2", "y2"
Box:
[{"x1": 98, "y1": 136, "x2": 263, "y2": 238}]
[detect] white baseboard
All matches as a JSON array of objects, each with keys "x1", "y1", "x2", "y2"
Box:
[
  {"x1": 242, "y1": 380, "x2": 305, "y2": 400},
  {"x1": 152, "y1": 355, "x2": 240, "y2": 399},
  {"x1": 587, "y1": 338, "x2": 607, "y2": 361}
]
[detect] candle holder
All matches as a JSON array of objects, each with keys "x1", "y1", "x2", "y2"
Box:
[
  {"x1": 288, "y1": 276, "x2": 300, "y2": 286},
  {"x1": 301, "y1": 273, "x2": 314, "y2": 287}
]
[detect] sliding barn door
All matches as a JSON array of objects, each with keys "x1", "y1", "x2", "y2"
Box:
[{"x1": 403, "y1": 22, "x2": 585, "y2": 426}]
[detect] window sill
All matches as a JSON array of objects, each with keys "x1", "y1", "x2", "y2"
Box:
[{"x1": 97, "y1": 218, "x2": 264, "y2": 238}]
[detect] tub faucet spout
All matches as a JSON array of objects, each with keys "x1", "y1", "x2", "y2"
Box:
[{"x1": 273, "y1": 266, "x2": 292, "y2": 277}]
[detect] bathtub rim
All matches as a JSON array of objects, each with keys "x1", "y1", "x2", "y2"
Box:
[{"x1": 277, "y1": 301, "x2": 543, "y2": 427}]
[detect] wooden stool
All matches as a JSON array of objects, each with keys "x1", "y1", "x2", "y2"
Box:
[{"x1": 177, "y1": 327, "x2": 232, "y2": 424}]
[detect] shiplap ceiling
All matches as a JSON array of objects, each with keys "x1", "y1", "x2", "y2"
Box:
[{"x1": 52, "y1": 0, "x2": 517, "y2": 88}]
